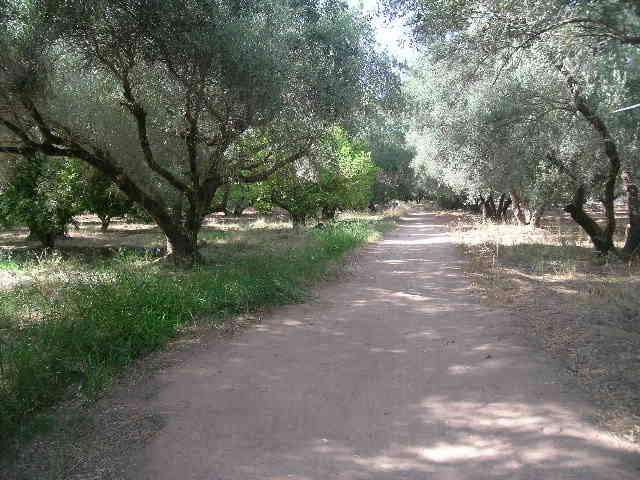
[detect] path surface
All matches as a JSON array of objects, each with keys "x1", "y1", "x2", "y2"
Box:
[{"x1": 128, "y1": 211, "x2": 640, "y2": 479}]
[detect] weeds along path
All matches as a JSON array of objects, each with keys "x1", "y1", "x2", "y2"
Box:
[{"x1": 122, "y1": 210, "x2": 639, "y2": 479}]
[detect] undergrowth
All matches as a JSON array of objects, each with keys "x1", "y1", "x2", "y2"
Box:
[{"x1": 0, "y1": 220, "x2": 389, "y2": 451}]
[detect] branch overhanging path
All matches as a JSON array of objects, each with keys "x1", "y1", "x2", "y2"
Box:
[{"x1": 117, "y1": 210, "x2": 639, "y2": 479}]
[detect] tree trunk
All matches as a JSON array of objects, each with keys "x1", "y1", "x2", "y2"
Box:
[
  {"x1": 558, "y1": 65, "x2": 620, "y2": 255},
  {"x1": 529, "y1": 206, "x2": 545, "y2": 228},
  {"x1": 164, "y1": 227, "x2": 199, "y2": 265},
  {"x1": 509, "y1": 191, "x2": 527, "y2": 225},
  {"x1": 496, "y1": 193, "x2": 507, "y2": 221},
  {"x1": 565, "y1": 185, "x2": 614, "y2": 254},
  {"x1": 480, "y1": 195, "x2": 489, "y2": 222},
  {"x1": 486, "y1": 194, "x2": 497, "y2": 220},
  {"x1": 321, "y1": 206, "x2": 337, "y2": 221},
  {"x1": 622, "y1": 169, "x2": 640, "y2": 256},
  {"x1": 99, "y1": 215, "x2": 111, "y2": 232},
  {"x1": 291, "y1": 214, "x2": 306, "y2": 231}
]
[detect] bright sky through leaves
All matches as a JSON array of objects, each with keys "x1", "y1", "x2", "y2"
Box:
[{"x1": 348, "y1": 0, "x2": 417, "y2": 64}]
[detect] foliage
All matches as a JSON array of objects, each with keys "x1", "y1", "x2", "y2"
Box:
[
  {"x1": 259, "y1": 128, "x2": 377, "y2": 225},
  {"x1": 0, "y1": 0, "x2": 397, "y2": 261},
  {"x1": 364, "y1": 111, "x2": 416, "y2": 203},
  {"x1": 211, "y1": 184, "x2": 259, "y2": 217},
  {"x1": 0, "y1": 156, "x2": 84, "y2": 246},
  {"x1": 398, "y1": 0, "x2": 640, "y2": 251},
  {"x1": 263, "y1": 169, "x2": 323, "y2": 227},
  {"x1": 80, "y1": 167, "x2": 133, "y2": 231},
  {"x1": 0, "y1": 219, "x2": 388, "y2": 449}
]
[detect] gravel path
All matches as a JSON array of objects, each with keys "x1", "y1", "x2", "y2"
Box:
[{"x1": 126, "y1": 210, "x2": 640, "y2": 479}]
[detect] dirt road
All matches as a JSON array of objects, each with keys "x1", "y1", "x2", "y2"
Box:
[{"x1": 127, "y1": 211, "x2": 640, "y2": 479}]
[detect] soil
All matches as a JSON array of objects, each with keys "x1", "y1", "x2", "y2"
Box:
[{"x1": 4, "y1": 210, "x2": 640, "y2": 479}]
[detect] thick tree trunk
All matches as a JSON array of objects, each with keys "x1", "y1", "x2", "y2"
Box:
[
  {"x1": 164, "y1": 227, "x2": 199, "y2": 265},
  {"x1": 622, "y1": 169, "x2": 640, "y2": 256},
  {"x1": 565, "y1": 186, "x2": 615, "y2": 254},
  {"x1": 559, "y1": 65, "x2": 620, "y2": 255},
  {"x1": 509, "y1": 191, "x2": 527, "y2": 225}
]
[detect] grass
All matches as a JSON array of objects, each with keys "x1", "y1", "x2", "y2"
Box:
[
  {"x1": 0, "y1": 218, "x2": 392, "y2": 452},
  {"x1": 452, "y1": 214, "x2": 640, "y2": 442}
]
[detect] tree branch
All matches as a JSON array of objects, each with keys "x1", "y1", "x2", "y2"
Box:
[
  {"x1": 239, "y1": 146, "x2": 311, "y2": 183},
  {"x1": 120, "y1": 70, "x2": 191, "y2": 192}
]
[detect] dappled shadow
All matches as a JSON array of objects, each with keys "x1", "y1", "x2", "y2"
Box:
[
  {"x1": 110, "y1": 211, "x2": 640, "y2": 480},
  {"x1": 468, "y1": 240, "x2": 640, "y2": 440}
]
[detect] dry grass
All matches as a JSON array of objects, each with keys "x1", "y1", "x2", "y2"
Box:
[{"x1": 452, "y1": 212, "x2": 640, "y2": 443}]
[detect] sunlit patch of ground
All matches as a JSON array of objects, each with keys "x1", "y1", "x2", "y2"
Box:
[{"x1": 449, "y1": 209, "x2": 640, "y2": 443}]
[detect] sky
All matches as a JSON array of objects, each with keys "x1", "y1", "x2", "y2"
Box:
[{"x1": 347, "y1": 0, "x2": 418, "y2": 64}]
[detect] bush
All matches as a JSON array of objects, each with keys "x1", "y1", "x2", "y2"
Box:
[
  {"x1": 0, "y1": 156, "x2": 84, "y2": 247},
  {"x1": 81, "y1": 168, "x2": 133, "y2": 231}
]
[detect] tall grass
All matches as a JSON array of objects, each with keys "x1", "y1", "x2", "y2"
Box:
[{"x1": 0, "y1": 220, "x2": 387, "y2": 449}]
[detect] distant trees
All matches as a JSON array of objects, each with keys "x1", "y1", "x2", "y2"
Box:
[
  {"x1": 259, "y1": 128, "x2": 377, "y2": 227},
  {"x1": 0, "y1": 0, "x2": 396, "y2": 263},
  {"x1": 394, "y1": 0, "x2": 640, "y2": 255},
  {"x1": 81, "y1": 168, "x2": 133, "y2": 232}
]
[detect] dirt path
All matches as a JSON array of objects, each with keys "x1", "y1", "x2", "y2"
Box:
[{"x1": 124, "y1": 211, "x2": 639, "y2": 479}]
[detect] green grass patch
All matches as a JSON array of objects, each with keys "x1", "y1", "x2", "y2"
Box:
[{"x1": 0, "y1": 220, "x2": 389, "y2": 451}]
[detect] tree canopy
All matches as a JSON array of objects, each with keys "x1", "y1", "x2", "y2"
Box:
[
  {"x1": 0, "y1": 0, "x2": 399, "y2": 262},
  {"x1": 395, "y1": 0, "x2": 640, "y2": 253}
]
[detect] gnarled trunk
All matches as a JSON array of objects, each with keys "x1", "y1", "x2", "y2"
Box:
[
  {"x1": 321, "y1": 206, "x2": 337, "y2": 221},
  {"x1": 565, "y1": 185, "x2": 615, "y2": 254},
  {"x1": 509, "y1": 191, "x2": 527, "y2": 225},
  {"x1": 558, "y1": 64, "x2": 620, "y2": 256},
  {"x1": 98, "y1": 215, "x2": 111, "y2": 232},
  {"x1": 164, "y1": 227, "x2": 200, "y2": 265},
  {"x1": 622, "y1": 169, "x2": 640, "y2": 256},
  {"x1": 529, "y1": 206, "x2": 545, "y2": 229}
]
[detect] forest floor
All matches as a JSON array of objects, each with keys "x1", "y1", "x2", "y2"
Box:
[
  {"x1": 0, "y1": 209, "x2": 397, "y2": 477},
  {"x1": 5, "y1": 207, "x2": 639, "y2": 479},
  {"x1": 452, "y1": 208, "x2": 640, "y2": 445}
]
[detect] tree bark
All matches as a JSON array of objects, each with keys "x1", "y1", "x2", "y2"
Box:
[
  {"x1": 558, "y1": 65, "x2": 619, "y2": 254},
  {"x1": 321, "y1": 206, "x2": 337, "y2": 221},
  {"x1": 99, "y1": 215, "x2": 111, "y2": 232},
  {"x1": 565, "y1": 185, "x2": 614, "y2": 254},
  {"x1": 164, "y1": 226, "x2": 199, "y2": 265},
  {"x1": 496, "y1": 193, "x2": 507, "y2": 221},
  {"x1": 291, "y1": 214, "x2": 306, "y2": 231},
  {"x1": 480, "y1": 195, "x2": 487, "y2": 222},
  {"x1": 529, "y1": 206, "x2": 545, "y2": 228},
  {"x1": 622, "y1": 169, "x2": 640, "y2": 256},
  {"x1": 509, "y1": 191, "x2": 527, "y2": 225}
]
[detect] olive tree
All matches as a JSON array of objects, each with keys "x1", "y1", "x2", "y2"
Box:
[
  {"x1": 392, "y1": 0, "x2": 640, "y2": 254},
  {"x1": 259, "y1": 127, "x2": 377, "y2": 226},
  {"x1": 0, "y1": 0, "x2": 392, "y2": 263}
]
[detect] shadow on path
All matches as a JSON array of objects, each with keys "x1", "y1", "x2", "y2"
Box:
[{"x1": 127, "y1": 211, "x2": 640, "y2": 480}]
